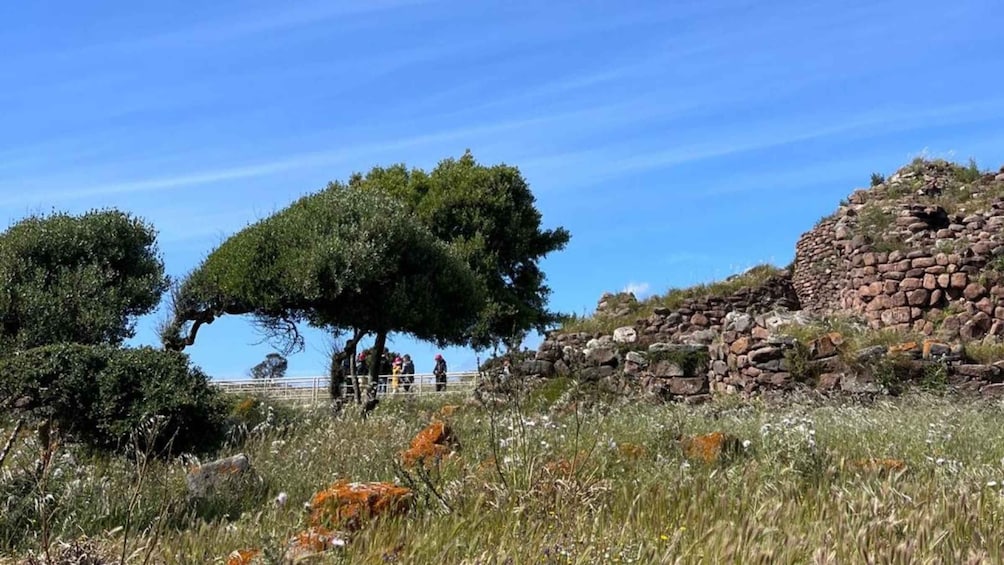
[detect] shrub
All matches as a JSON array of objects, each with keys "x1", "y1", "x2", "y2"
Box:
[
  {"x1": 870, "y1": 172, "x2": 885, "y2": 186},
  {"x1": 0, "y1": 344, "x2": 227, "y2": 454}
]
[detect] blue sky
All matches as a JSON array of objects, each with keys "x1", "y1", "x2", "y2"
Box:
[{"x1": 2, "y1": 0, "x2": 1003, "y2": 378}]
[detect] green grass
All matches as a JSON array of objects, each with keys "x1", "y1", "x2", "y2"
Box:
[
  {"x1": 8, "y1": 391, "x2": 1004, "y2": 563},
  {"x1": 561, "y1": 264, "x2": 785, "y2": 335}
]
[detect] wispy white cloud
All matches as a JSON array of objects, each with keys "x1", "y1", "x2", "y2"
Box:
[{"x1": 621, "y1": 282, "x2": 651, "y2": 298}]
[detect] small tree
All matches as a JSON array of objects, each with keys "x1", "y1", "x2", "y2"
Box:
[
  {"x1": 0, "y1": 210, "x2": 168, "y2": 354},
  {"x1": 250, "y1": 353, "x2": 288, "y2": 381}
]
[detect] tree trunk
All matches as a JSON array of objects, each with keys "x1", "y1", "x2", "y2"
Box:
[
  {"x1": 350, "y1": 328, "x2": 364, "y2": 404},
  {"x1": 369, "y1": 329, "x2": 388, "y2": 397}
]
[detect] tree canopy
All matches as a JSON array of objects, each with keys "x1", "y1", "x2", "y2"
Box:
[
  {"x1": 349, "y1": 151, "x2": 570, "y2": 349},
  {"x1": 161, "y1": 184, "x2": 485, "y2": 359},
  {"x1": 250, "y1": 353, "x2": 288, "y2": 380},
  {"x1": 0, "y1": 210, "x2": 168, "y2": 354}
]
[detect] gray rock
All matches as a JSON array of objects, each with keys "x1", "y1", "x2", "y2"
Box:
[
  {"x1": 586, "y1": 346, "x2": 618, "y2": 367},
  {"x1": 580, "y1": 366, "x2": 615, "y2": 382},
  {"x1": 651, "y1": 360, "x2": 685, "y2": 378},
  {"x1": 762, "y1": 310, "x2": 813, "y2": 331},
  {"x1": 613, "y1": 326, "x2": 638, "y2": 344},
  {"x1": 840, "y1": 373, "x2": 880, "y2": 394},
  {"x1": 684, "y1": 329, "x2": 718, "y2": 345},
  {"x1": 668, "y1": 377, "x2": 707, "y2": 395},
  {"x1": 625, "y1": 351, "x2": 647, "y2": 366},
  {"x1": 725, "y1": 312, "x2": 753, "y2": 333},
  {"x1": 519, "y1": 360, "x2": 555, "y2": 377},
  {"x1": 855, "y1": 345, "x2": 888, "y2": 362},
  {"x1": 186, "y1": 454, "x2": 252, "y2": 499},
  {"x1": 748, "y1": 346, "x2": 783, "y2": 364},
  {"x1": 954, "y1": 364, "x2": 1000, "y2": 380},
  {"x1": 553, "y1": 360, "x2": 571, "y2": 377},
  {"x1": 648, "y1": 343, "x2": 705, "y2": 355}
]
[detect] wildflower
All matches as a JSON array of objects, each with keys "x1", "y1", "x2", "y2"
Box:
[{"x1": 275, "y1": 492, "x2": 288, "y2": 507}]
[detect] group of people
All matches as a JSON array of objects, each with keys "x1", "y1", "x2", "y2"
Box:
[{"x1": 339, "y1": 349, "x2": 449, "y2": 395}]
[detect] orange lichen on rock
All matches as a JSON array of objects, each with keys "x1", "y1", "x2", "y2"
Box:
[
  {"x1": 437, "y1": 404, "x2": 461, "y2": 418},
  {"x1": 617, "y1": 443, "x2": 649, "y2": 460},
  {"x1": 400, "y1": 420, "x2": 457, "y2": 468},
  {"x1": 284, "y1": 527, "x2": 347, "y2": 561},
  {"x1": 225, "y1": 549, "x2": 260, "y2": 565},
  {"x1": 849, "y1": 458, "x2": 907, "y2": 473},
  {"x1": 308, "y1": 480, "x2": 413, "y2": 532},
  {"x1": 679, "y1": 432, "x2": 742, "y2": 464}
]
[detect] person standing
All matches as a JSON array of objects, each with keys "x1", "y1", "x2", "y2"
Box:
[
  {"x1": 402, "y1": 354, "x2": 415, "y2": 392},
  {"x1": 434, "y1": 354, "x2": 448, "y2": 392},
  {"x1": 391, "y1": 357, "x2": 403, "y2": 394}
]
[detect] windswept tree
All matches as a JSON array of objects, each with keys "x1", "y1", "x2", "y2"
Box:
[
  {"x1": 161, "y1": 184, "x2": 484, "y2": 399},
  {"x1": 349, "y1": 151, "x2": 570, "y2": 350},
  {"x1": 0, "y1": 210, "x2": 168, "y2": 354},
  {"x1": 250, "y1": 353, "x2": 288, "y2": 380}
]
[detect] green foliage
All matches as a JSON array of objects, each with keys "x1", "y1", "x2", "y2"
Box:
[
  {"x1": 349, "y1": 151, "x2": 571, "y2": 349},
  {"x1": 249, "y1": 353, "x2": 287, "y2": 380},
  {"x1": 0, "y1": 210, "x2": 167, "y2": 354},
  {"x1": 870, "y1": 172, "x2": 885, "y2": 186},
  {"x1": 954, "y1": 158, "x2": 983, "y2": 184},
  {"x1": 783, "y1": 341, "x2": 820, "y2": 384},
  {"x1": 164, "y1": 185, "x2": 484, "y2": 355},
  {"x1": 0, "y1": 344, "x2": 227, "y2": 454}
]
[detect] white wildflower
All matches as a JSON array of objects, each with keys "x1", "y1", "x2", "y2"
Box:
[{"x1": 275, "y1": 492, "x2": 288, "y2": 507}]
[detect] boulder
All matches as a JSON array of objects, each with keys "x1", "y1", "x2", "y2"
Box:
[
  {"x1": 668, "y1": 377, "x2": 707, "y2": 395},
  {"x1": 651, "y1": 360, "x2": 686, "y2": 378},
  {"x1": 585, "y1": 347, "x2": 618, "y2": 367},
  {"x1": 186, "y1": 454, "x2": 253, "y2": 499},
  {"x1": 684, "y1": 329, "x2": 717, "y2": 345},
  {"x1": 519, "y1": 360, "x2": 555, "y2": 377},
  {"x1": 624, "y1": 351, "x2": 647, "y2": 366},
  {"x1": 748, "y1": 346, "x2": 783, "y2": 364},
  {"x1": 613, "y1": 326, "x2": 638, "y2": 344}
]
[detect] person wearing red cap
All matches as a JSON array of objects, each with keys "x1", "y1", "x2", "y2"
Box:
[{"x1": 433, "y1": 354, "x2": 447, "y2": 392}]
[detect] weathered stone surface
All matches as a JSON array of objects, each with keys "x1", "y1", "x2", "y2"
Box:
[
  {"x1": 748, "y1": 346, "x2": 783, "y2": 364},
  {"x1": 817, "y1": 373, "x2": 842, "y2": 391},
  {"x1": 186, "y1": 454, "x2": 254, "y2": 499},
  {"x1": 612, "y1": 326, "x2": 638, "y2": 344},
  {"x1": 840, "y1": 372, "x2": 880, "y2": 394},
  {"x1": 579, "y1": 366, "x2": 615, "y2": 381},
  {"x1": 519, "y1": 360, "x2": 555, "y2": 377},
  {"x1": 624, "y1": 351, "x2": 647, "y2": 366},
  {"x1": 586, "y1": 347, "x2": 618, "y2": 366},
  {"x1": 668, "y1": 377, "x2": 707, "y2": 395},
  {"x1": 954, "y1": 364, "x2": 1001, "y2": 380},
  {"x1": 651, "y1": 360, "x2": 686, "y2": 378},
  {"x1": 981, "y1": 383, "x2": 1004, "y2": 398}
]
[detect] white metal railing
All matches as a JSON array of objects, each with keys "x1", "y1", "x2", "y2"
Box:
[{"x1": 213, "y1": 371, "x2": 480, "y2": 403}]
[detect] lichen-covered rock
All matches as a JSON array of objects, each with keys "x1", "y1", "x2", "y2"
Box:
[
  {"x1": 186, "y1": 453, "x2": 252, "y2": 499},
  {"x1": 679, "y1": 432, "x2": 742, "y2": 464},
  {"x1": 400, "y1": 420, "x2": 458, "y2": 469},
  {"x1": 308, "y1": 481, "x2": 413, "y2": 533}
]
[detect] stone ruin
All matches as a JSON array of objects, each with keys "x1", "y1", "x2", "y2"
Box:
[{"x1": 530, "y1": 159, "x2": 1004, "y2": 401}]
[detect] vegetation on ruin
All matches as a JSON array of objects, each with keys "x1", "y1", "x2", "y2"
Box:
[{"x1": 559, "y1": 264, "x2": 785, "y2": 335}]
